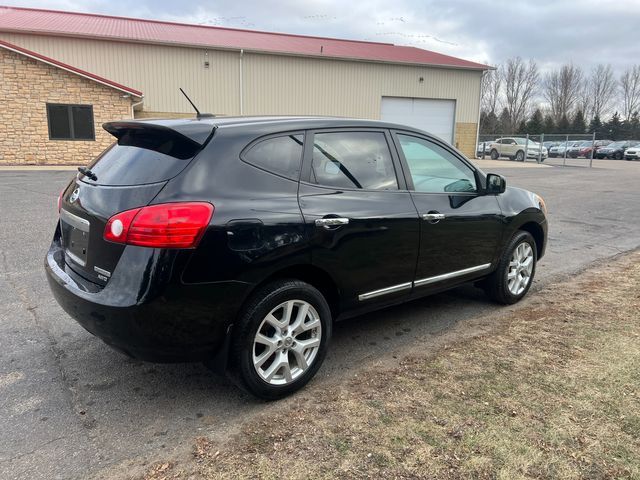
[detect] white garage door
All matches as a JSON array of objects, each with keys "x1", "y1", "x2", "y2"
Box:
[{"x1": 380, "y1": 97, "x2": 456, "y2": 144}]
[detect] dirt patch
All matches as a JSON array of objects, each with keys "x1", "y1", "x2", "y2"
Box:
[{"x1": 139, "y1": 252, "x2": 640, "y2": 480}]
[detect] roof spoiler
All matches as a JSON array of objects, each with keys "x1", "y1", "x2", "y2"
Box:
[
  {"x1": 103, "y1": 120, "x2": 215, "y2": 146},
  {"x1": 103, "y1": 121, "x2": 216, "y2": 159}
]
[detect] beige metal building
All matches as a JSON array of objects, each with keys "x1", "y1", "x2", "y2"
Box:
[{"x1": 0, "y1": 6, "x2": 489, "y2": 164}]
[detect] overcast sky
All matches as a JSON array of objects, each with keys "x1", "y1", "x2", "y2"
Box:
[{"x1": 4, "y1": 0, "x2": 640, "y2": 74}]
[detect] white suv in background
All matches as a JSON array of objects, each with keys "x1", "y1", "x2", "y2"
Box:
[{"x1": 489, "y1": 137, "x2": 548, "y2": 162}]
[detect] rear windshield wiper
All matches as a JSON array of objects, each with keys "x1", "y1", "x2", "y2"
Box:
[{"x1": 78, "y1": 167, "x2": 98, "y2": 181}]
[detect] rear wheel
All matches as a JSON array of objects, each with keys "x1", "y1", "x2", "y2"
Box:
[
  {"x1": 229, "y1": 279, "x2": 331, "y2": 400},
  {"x1": 515, "y1": 150, "x2": 525, "y2": 162},
  {"x1": 490, "y1": 149, "x2": 499, "y2": 160},
  {"x1": 614, "y1": 151, "x2": 623, "y2": 160},
  {"x1": 484, "y1": 231, "x2": 537, "y2": 304}
]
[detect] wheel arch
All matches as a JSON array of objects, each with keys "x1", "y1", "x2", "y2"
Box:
[
  {"x1": 249, "y1": 264, "x2": 341, "y2": 321},
  {"x1": 517, "y1": 221, "x2": 545, "y2": 259}
]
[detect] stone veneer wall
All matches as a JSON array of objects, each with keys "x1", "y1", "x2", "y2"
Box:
[
  {"x1": 0, "y1": 49, "x2": 134, "y2": 165},
  {"x1": 454, "y1": 122, "x2": 478, "y2": 158}
]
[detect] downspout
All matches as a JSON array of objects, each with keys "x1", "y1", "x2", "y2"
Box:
[
  {"x1": 475, "y1": 70, "x2": 485, "y2": 158},
  {"x1": 239, "y1": 49, "x2": 244, "y2": 115},
  {"x1": 131, "y1": 96, "x2": 144, "y2": 119}
]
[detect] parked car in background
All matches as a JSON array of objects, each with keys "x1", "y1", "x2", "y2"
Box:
[
  {"x1": 489, "y1": 137, "x2": 548, "y2": 161},
  {"x1": 549, "y1": 141, "x2": 580, "y2": 158},
  {"x1": 596, "y1": 140, "x2": 640, "y2": 160},
  {"x1": 476, "y1": 140, "x2": 494, "y2": 157},
  {"x1": 45, "y1": 116, "x2": 548, "y2": 399},
  {"x1": 568, "y1": 141, "x2": 592, "y2": 158},
  {"x1": 578, "y1": 140, "x2": 612, "y2": 159},
  {"x1": 623, "y1": 143, "x2": 640, "y2": 160},
  {"x1": 543, "y1": 141, "x2": 560, "y2": 152}
]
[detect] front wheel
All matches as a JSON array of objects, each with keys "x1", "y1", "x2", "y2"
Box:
[
  {"x1": 614, "y1": 151, "x2": 623, "y2": 160},
  {"x1": 484, "y1": 231, "x2": 537, "y2": 304},
  {"x1": 490, "y1": 149, "x2": 499, "y2": 160},
  {"x1": 229, "y1": 279, "x2": 331, "y2": 400},
  {"x1": 515, "y1": 150, "x2": 525, "y2": 162}
]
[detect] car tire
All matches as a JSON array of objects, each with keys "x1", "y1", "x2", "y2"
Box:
[
  {"x1": 484, "y1": 231, "x2": 537, "y2": 305},
  {"x1": 614, "y1": 151, "x2": 623, "y2": 160},
  {"x1": 228, "y1": 279, "x2": 331, "y2": 400},
  {"x1": 515, "y1": 150, "x2": 525, "y2": 162},
  {"x1": 490, "y1": 149, "x2": 499, "y2": 160}
]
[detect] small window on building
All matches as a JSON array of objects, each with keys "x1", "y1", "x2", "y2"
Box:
[
  {"x1": 242, "y1": 134, "x2": 304, "y2": 180},
  {"x1": 46, "y1": 104, "x2": 95, "y2": 140}
]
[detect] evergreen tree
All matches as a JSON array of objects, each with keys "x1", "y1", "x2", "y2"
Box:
[
  {"x1": 629, "y1": 112, "x2": 640, "y2": 139},
  {"x1": 526, "y1": 109, "x2": 544, "y2": 134},
  {"x1": 557, "y1": 114, "x2": 571, "y2": 133},
  {"x1": 517, "y1": 120, "x2": 527, "y2": 134},
  {"x1": 498, "y1": 107, "x2": 511, "y2": 134},
  {"x1": 571, "y1": 110, "x2": 587, "y2": 134},
  {"x1": 588, "y1": 114, "x2": 602, "y2": 135},
  {"x1": 606, "y1": 112, "x2": 622, "y2": 140},
  {"x1": 480, "y1": 110, "x2": 499, "y2": 135},
  {"x1": 543, "y1": 114, "x2": 556, "y2": 134}
]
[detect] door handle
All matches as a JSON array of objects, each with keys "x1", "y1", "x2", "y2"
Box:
[
  {"x1": 315, "y1": 217, "x2": 350, "y2": 228},
  {"x1": 422, "y1": 212, "x2": 445, "y2": 223}
]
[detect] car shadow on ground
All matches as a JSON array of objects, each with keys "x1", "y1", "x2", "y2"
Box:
[{"x1": 65, "y1": 283, "x2": 499, "y2": 421}]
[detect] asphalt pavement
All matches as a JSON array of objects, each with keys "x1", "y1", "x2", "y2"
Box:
[{"x1": 0, "y1": 159, "x2": 639, "y2": 479}]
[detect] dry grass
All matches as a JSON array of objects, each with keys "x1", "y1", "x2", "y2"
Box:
[{"x1": 142, "y1": 252, "x2": 640, "y2": 480}]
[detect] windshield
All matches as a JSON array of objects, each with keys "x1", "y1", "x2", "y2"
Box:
[{"x1": 608, "y1": 141, "x2": 625, "y2": 148}]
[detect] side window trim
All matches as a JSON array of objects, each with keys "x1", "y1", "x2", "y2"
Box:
[
  {"x1": 300, "y1": 128, "x2": 407, "y2": 191},
  {"x1": 240, "y1": 130, "x2": 305, "y2": 181},
  {"x1": 390, "y1": 129, "x2": 480, "y2": 194}
]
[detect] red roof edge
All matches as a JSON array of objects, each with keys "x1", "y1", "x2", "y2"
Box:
[{"x1": 0, "y1": 39, "x2": 144, "y2": 98}]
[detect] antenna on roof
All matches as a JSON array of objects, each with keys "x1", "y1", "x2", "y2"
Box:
[{"x1": 179, "y1": 88, "x2": 214, "y2": 119}]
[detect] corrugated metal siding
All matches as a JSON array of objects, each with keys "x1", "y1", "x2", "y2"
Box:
[
  {"x1": 243, "y1": 52, "x2": 481, "y2": 122},
  {"x1": 0, "y1": 33, "x2": 481, "y2": 122}
]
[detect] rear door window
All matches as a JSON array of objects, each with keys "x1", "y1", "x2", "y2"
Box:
[
  {"x1": 310, "y1": 131, "x2": 398, "y2": 190},
  {"x1": 242, "y1": 134, "x2": 304, "y2": 180}
]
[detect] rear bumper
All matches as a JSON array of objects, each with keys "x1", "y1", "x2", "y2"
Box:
[{"x1": 45, "y1": 239, "x2": 251, "y2": 362}]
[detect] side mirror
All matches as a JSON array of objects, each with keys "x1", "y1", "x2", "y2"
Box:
[{"x1": 486, "y1": 173, "x2": 506, "y2": 194}]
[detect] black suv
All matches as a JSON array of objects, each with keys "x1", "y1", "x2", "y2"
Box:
[{"x1": 46, "y1": 117, "x2": 548, "y2": 399}]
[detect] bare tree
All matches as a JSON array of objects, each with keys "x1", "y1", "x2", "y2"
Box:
[
  {"x1": 501, "y1": 57, "x2": 539, "y2": 132},
  {"x1": 576, "y1": 79, "x2": 592, "y2": 119},
  {"x1": 620, "y1": 65, "x2": 640, "y2": 121},
  {"x1": 588, "y1": 64, "x2": 617, "y2": 119},
  {"x1": 481, "y1": 67, "x2": 501, "y2": 115},
  {"x1": 543, "y1": 64, "x2": 583, "y2": 122}
]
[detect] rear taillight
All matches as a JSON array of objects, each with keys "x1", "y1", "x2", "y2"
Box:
[{"x1": 104, "y1": 202, "x2": 214, "y2": 249}]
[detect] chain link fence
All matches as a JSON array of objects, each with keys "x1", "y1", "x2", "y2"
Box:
[{"x1": 476, "y1": 133, "x2": 602, "y2": 167}]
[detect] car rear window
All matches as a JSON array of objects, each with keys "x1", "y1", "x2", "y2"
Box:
[{"x1": 82, "y1": 129, "x2": 203, "y2": 186}]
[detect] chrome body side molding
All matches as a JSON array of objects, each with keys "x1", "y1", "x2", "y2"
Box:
[
  {"x1": 358, "y1": 263, "x2": 492, "y2": 301},
  {"x1": 413, "y1": 263, "x2": 492, "y2": 288},
  {"x1": 358, "y1": 282, "x2": 412, "y2": 301}
]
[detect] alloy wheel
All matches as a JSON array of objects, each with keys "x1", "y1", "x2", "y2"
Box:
[
  {"x1": 252, "y1": 300, "x2": 322, "y2": 386},
  {"x1": 507, "y1": 242, "x2": 534, "y2": 295}
]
